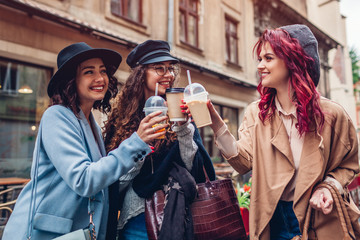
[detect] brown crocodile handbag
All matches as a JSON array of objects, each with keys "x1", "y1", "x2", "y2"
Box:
[{"x1": 145, "y1": 167, "x2": 248, "y2": 240}]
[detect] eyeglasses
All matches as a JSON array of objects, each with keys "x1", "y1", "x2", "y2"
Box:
[{"x1": 148, "y1": 64, "x2": 179, "y2": 76}]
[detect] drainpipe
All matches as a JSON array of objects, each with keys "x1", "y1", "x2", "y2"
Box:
[{"x1": 167, "y1": 0, "x2": 174, "y2": 48}]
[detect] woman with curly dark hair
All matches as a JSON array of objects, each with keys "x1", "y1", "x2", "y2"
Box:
[
  {"x1": 200, "y1": 25, "x2": 360, "y2": 239},
  {"x1": 104, "y1": 40, "x2": 215, "y2": 240},
  {"x1": 3, "y1": 42, "x2": 163, "y2": 240}
]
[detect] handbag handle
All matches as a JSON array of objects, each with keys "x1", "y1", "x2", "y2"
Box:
[
  {"x1": 202, "y1": 166, "x2": 211, "y2": 182},
  {"x1": 302, "y1": 182, "x2": 355, "y2": 240},
  {"x1": 26, "y1": 125, "x2": 96, "y2": 240}
]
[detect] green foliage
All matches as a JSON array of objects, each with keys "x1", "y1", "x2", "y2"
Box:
[
  {"x1": 236, "y1": 179, "x2": 251, "y2": 210},
  {"x1": 237, "y1": 188, "x2": 250, "y2": 210},
  {"x1": 211, "y1": 156, "x2": 222, "y2": 163},
  {"x1": 349, "y1": 46, "x2": 360, "y2": 84}
]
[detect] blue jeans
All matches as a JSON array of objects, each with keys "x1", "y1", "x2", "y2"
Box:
[
  {"x1": 117, "y1": 213, "x2": 148, "y2": 240},
  {"x1": 270, "y1": 201, "x2": 301, "y2": 240}
]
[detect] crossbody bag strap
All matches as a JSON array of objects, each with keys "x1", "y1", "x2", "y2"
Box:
[
  {"x1": 301, "y1": 202, "x2": 312, "y2": 239},
  {"x1": 88, "y1": 197, "x2": 97, "y2": 240},
  {"x1": 26, "y1": 125, "x2": 42, "y2": 240}
]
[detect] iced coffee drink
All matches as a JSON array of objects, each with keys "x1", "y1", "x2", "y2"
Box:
[
  {"x1": 184, "y1": 83, "x2": 212, "y2": 128},
  {"x1": 143, "y1": 96, "x2": 168, "y2": 139}
]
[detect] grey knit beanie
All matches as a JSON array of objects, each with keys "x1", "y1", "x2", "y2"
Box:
[{"x1": 280, "y1": 24, "x2": 320, "y2": 86}]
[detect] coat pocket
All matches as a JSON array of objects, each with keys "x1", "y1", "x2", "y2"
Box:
[{"x1": 33, "y1": 212, "x2": 73, "y2": 234}]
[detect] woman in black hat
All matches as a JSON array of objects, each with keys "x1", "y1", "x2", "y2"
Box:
[
  {"x1": 198, "y1": 25, "x2": 360, "y2": 239},
  {"x1": 2, "y1": 42, "x2": 166, "y2": 240},
  {"x1": 103, "y1": 40, "x2": 215, "y2": 240}
]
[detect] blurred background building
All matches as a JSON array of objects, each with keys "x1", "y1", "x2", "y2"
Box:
[{"x1": 0, "y1": 0, "x2": 356, "y2": 178}]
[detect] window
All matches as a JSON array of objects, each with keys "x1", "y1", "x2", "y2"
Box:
[
  {"x1": 225, "y1": 16, "x2": 239, "y2": 65},
  {"x1": 0, "y1": 58, "x2": 51, "y2": 177},
  {"x1": 199, "y1": 103, "x2": 239, "y2": 163},
  {"x1": 111, "y1": 0, "x2": 143, "y2": 24},
  {"x1": 179, "y1": 0, "x2": 199, "y2": 47}
]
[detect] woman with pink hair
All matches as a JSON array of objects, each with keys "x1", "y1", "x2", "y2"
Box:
[{"x1": 197, "y1": 24, "x2": 360, "y2": 239}]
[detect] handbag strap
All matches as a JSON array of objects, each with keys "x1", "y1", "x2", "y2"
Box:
[
  {"x1": 26, "y1": 125, "x2": 42, "y2": 240},
  {"x1": 26, "y1": 124, "x2": 96, "y2": 240},
  {"x1": 302, "y1": 182, "x2": 355, "y2": 240},
  {"x1": 88, "y1": 197, "x2": 97, "y2": 240},
  {"x1": 326, "y1": 183, "x2": 355, "y2": 239},
  {"x1": 202, "y1": 166, "x2": 210, "y2": 183}
]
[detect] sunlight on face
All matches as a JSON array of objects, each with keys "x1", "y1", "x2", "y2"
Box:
[
  {"x1": 257, "y1": 42, "x2": 289, "y2": 92},
  {"x1": 76, "y1": 58, "x2": 109, "y2": 111},
  {"x1": 144, "y1": 61, "x2": 176, "y2": 99}
]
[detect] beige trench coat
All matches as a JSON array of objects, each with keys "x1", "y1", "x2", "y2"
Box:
[{"x1": 226, "y1": 98, "x2": 360, "y2": 240}]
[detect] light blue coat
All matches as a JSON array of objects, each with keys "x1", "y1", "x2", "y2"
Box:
[{"x1": 2, "y1": 105, "x2": 150, "y2": 240}]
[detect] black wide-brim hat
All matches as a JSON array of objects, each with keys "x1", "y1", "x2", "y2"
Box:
[{"x1": 47, "y1": 42, "x2": 122, "y2": 97}]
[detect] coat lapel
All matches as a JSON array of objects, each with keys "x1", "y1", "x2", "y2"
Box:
[
  {"x1": 270, "y1": 113, "x2": 294, "y2": 166},
  {"x1": 270, "y1": 112, "x2": 325, "y2": 226},
  {"x1": 78, "y1": 110, "x2": 103, "y2": 162},
  {"x1": 293, "y1": 131, "x2": 324, "y2": 221},
  {"x1": 89, "y1": 113, "x2": 106, "y2": 157}
]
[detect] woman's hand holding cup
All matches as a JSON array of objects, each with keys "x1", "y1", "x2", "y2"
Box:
[
  {"x1": 206, "y1": 100, "x2": 226, "y2": 133},
  {"x1": 178, "y1": 99, "x2": 190, "y2": 125},
  {"x1": 137, "y1": 111, "x2": 168, "y2": 143},
  {"x1": 185, "y1": 99, "x2": 224, "y2": 132}
]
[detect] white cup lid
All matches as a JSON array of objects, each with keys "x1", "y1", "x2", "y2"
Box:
[
  {"x1": 144, "y1": 96, "x2": 166, "y2": 108},
  {"x1": 183, "y1": 83, "x2": 209, "y2": 102}
]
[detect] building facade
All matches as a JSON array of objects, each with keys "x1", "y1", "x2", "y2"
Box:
[{"x1": 0, "y1": 0, "x2": 355, "y2": 178}]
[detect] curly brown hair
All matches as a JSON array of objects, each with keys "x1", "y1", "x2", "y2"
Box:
[
  {"x1": 49, "y1": 63, "x2": 119, "y2": 117},
  {"x1": 103, "y1": 64, "x2": 178, "y2": 153}
]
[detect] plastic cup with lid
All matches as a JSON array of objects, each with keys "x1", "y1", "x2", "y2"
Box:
[
  {"x1": 183, "y1": 83, "x2": 212, "y2": 128},
  {"x1": 143, "y1": 95, "x2": 168, "y2": 138}
]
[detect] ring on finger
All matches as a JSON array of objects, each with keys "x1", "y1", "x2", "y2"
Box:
[{"x1": 152, "y1": 127, "x2": 156, "y2": 133}]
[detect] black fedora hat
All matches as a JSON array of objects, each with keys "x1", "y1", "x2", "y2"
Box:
[{"x1": 47, "y1": 42, "x2": 122, "y2": 97}]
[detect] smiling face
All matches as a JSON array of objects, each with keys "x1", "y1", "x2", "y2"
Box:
[
  {"x1": 144, "y1": 61, "x2": 177, "y2": 99},
  {"x1": 257, "y1": 42, "x2": 290, "y2": 92},
  {"x1": 76, "y1": 58, "x2": 109, "y2": 112}
]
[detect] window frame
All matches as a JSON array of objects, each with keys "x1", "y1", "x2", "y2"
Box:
[
  {"x1": 225, "y1": 15, "x2": 239, "y2": 65},
  {"x1": 111, "y1": 0, "x2": 143, "y2": 26},
  {"x1": 179, "y1": 0, "x2": 199, "y2": 48},
  {"x1": 0, "y1": 56, "x2": 52, "y2": 96},
  {"x1": 0, "y1": 56, "x2": 52, "y2": 178}
]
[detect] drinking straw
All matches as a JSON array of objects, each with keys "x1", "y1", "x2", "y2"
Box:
[
  {"x1": 186, "y1": 70, "x2": 192, "y2": 85},
  {"x1": 155, "y1": 82, "x2": 159, "y2": 96},
  {"x1": 186, "y1": 70, "x2": 193, "y2": 95}
]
